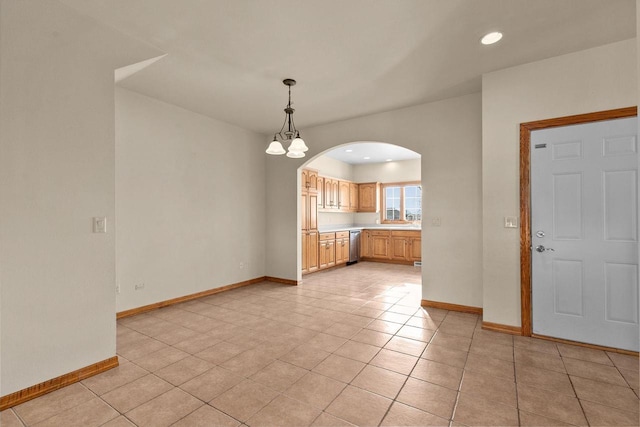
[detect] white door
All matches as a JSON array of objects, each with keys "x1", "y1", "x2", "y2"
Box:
[{"x1": 531, "y1": 116, "x2": 639, "y2": 351}]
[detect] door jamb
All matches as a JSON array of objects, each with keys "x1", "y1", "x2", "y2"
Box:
[{"x1": 519, "y1": 106, "x2": 637, "y2": 336}]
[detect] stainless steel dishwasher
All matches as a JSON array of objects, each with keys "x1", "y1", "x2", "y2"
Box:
[{"x1": 347, "y1": 230, "x2": 360, "y2": 265}]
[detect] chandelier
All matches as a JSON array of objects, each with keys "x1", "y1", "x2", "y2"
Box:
[{"x1": 265, "y1": 79, "x2": 308, "y2": 158}]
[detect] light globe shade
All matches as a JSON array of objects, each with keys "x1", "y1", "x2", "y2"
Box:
[
  {"x1": 266, "y1": 140, "x2": 286, "y2": 155},
  {"x1": 286, "y1": 149, "x2": 305, "y2": 159},
  {"x1": 289, "y1": 136, "x2": 308, "y2": 153}
]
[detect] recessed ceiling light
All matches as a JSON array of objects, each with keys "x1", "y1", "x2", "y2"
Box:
[
  {"x1": 386, "y1": 159, "x2": 393, "y2": 162},
  {"x1": 345, "y1": 149, "x2": 353, "y2": 153},
  {"x1": 481, "y1": 31, "x2": 502, "y2": 45},
  {"x1": 363, "y1": 156, "x2": 371, "y2": 160}
]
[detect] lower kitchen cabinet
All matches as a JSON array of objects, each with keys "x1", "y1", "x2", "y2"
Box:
[
  {"x1": 408, "y1": 236, "x2": 421, "y2": 260},
  {"x1": 335, "y1": 231, "x2": 350, "y2": 265},
  {"x1": 390, "y1": 231, "x2": 421, "y2": 262},
  {"x1": 361, "y1": 230, "x2": 371, "y2": 257},
  {"x1": 307, "y1": 231, "x2": 319, "y2": 272},
  {"x1": 390, "y1": 235, "x2": 409, "y2": 261},
  {"x1": 308, "y1": 228, "x2": 421, "y2": 276},
  {"x1": 361, "y1": 229, "x2": 421, "y2": 264},
  {"x1": 370, "y1": 230, "x2": 390, "y2": 259},
  {"x1": 319, "y1": 232, "x2": 336, "y2": 270}
]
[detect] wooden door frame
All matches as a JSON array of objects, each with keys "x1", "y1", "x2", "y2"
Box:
[{"x1": 519, "y1": 106, "x2": 637, "y2": 336}]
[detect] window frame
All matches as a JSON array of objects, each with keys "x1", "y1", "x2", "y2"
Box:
[{"x1": 380, "y1": 181, "x2": 422, "y2": 225}]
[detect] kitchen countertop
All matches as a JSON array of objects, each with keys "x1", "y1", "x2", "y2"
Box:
[{"x1": 318, "y1": 225, "x2": 422, "y2": 233}]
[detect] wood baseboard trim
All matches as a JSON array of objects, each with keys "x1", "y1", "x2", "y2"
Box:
[
  {"x1": 421, "y1": 299, "x2": 483, "y2": 315},
  {"x1": 265, "y1": 276, "x2": 298, "y2": 286},
  {"x1": 482, "y1": 321, "x2": 522, "y2": 335},
  {"x1": 360, "y1": 257, "x2": 415, "y2": 266},
  {"x1": 531, "y1": 334, "x2": 639, "y2": 357},
  {"x1": 303, "y1": 263, "x2": 349, "y2": 276},
  {"x1": 0, "y1": 356, "x2": 119, "y2": 411},
  {"x1": 116, "y1": 277, "x2": 267, "y2": 319}
]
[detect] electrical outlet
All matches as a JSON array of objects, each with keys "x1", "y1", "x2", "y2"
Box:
[
  {"x1": 115, "y1": 283, "x2": 120, "y2": 294},
  {"x1": 239, "y1": 262, "x2": 244, "y2": 270},
  {"x1": 135, "y1": 283, "x2": 145, "y2": 290}
]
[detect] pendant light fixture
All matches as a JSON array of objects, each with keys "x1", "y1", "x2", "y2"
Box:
[{"x1": 266, "y1": 79, "x2": 308, "y2": 158}]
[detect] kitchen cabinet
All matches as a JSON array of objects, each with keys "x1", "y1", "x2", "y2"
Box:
[
  {"x1": 307, "y1": 170, "x2": 319, "y2": 192},
  {"x1": 323, "y1": 178, "x2": 339, "y2": 209},
  {"x1": 318, "y1": 175, "x2": 360, "y2": 212},
  {"x1": 307, "y1": 231, "x2": 319, "y2": 271},
  {"x1": 390, "y1": 235, "x2": 409, "y2": 261},
  {"x1": 301, "y1": 192, "x2": 317, "y2": 231},
  {"x1": 332, "y1": 181, "x2": 339, "y2": 208},
  {"x1": 409, "y1": 235, "x2": 421, "y2": 261},
  {"x1": 349, "y1": 183, "x2": 359, "y2": 211},
  {"x1": 358, "y1": 183, "x2": 379, "y2": 212},
  {"x1": 390, "y1": 231, "x2": 421, "y2": 262},
  {"x1": 319, "y1": 232, "x2": 336, "y2": 269},
  {"x1": 301, "y1": 168, "x2": 319, "y2": 192},
  {"x1": 317, "y1": 176, "x2": 324, "y2": 208},
  {"x1": 302, "y1": 169, "x2": 308, "y2": 193},
  {"x1": 370, "y1": 230, "x2": 390, "y2": 259},
  {"x1": 338, "y1": 181, "x2": 350, "y2": 211},
  {"x1": 301, "y1": 169, "x2": 319, "y2": 274},
  {"x1": 361, "y1": 230, "x2": 371, "y2": 257},
  {"x1": 335, "y1": 231, "x2": 350, "y2": 265},
  {"x1": 360, "y1": 229, "x2": 421, "y2": 264}
]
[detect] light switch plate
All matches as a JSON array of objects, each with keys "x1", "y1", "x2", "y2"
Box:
[
  {"x1": 93, "y1": 217, "x2": 107, "y2": 233},
  {"x1": 504, "y1": 216, "x2": 518, "y2": 228},
  {"x1": 431, "y1": 217, "x2": 441, "y2": 227}
]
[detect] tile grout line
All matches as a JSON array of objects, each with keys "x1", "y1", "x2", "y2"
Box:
[
  {"x1": 560, "y1": 352, "x2": 591, "y2": 427},
  {"x1": 10, "y1": 407, "x2": 28, "y2": 427},
  {"x1": 604, "y1": 348, "x2": 640, "y2": 397},
  {"x1": 319, "y1": 302, "x2": 414, "y2": 427},
  {"x1": 512, "y1": 336, "x2": 521, "y2": 427},
  {"x1": 375, "y1": 323, "x2": 423, "y2": 427},
  {"x1": 448, "y1": 316, "x2": 482, "y2": 427}
]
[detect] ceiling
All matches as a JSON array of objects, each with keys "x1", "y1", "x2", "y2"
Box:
[
  {"x1": 61, "y1": 0, "x2": 635, "y2": 136},
  {"x1": 325, "y1": 142, "x2": 420, "y2": 165}
]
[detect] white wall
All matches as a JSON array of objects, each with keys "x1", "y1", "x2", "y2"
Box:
[
  {"x1": 266, "y1": 93, "x2": 483, "y2": 307},
  {"x1": 0, "y1": 1, "x2": 161, "y2": 395},
  {"x1": 353, "y1": 158, "x2": 421, "y2": 183},
  {"x1": 115, "y1": 88, "x2": 266, "y2": 312},
  {"x1": 482, "y1": 39, "x2": 637, "y2": 326},
  {"x1": 306, "y1": 156, "x2": 354, "y2": 180}
]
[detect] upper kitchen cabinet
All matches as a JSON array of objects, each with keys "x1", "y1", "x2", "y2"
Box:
[
  {"x1": 302, "y1": 168, "x2": 319, "y2": 193},
  {"x1": 322, "y1": 177, "x2": 340, "y2": 210},
  {"x1": 357, "y1": 182, "x2": 379, "y2": 212},
  {"x1": 349, "y1": 183, "x2": 359, "y2": 211},
  {"x1": 318, "y1": 176, "x2": 360, "y2": 212},
  {"x1": 317, "y1": 176, "x2": 324, "y2": 207},
  {"x1": 338, "y1": 181, "x2": 350, "y2": 211},
  {"x1": 301, "y1": 169, "x2": 308, "y2": 192}
]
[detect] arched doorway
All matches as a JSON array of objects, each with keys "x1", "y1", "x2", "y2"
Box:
[{"x1": 298, "y1": 141, "x2": 422, "y2": 293}]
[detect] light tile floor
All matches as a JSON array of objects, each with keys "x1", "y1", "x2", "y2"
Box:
[{"x1": 2, "y1": 262, "x2": 638, "y2": 426}]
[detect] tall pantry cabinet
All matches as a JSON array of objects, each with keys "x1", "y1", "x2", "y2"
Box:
[{"x1": 301, "y1": 169, "x2": 319, "y2": 274}]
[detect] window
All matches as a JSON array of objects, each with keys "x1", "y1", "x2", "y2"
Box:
[{"x1": 382, "y1": 182, "x2": 422, "y2": 224}]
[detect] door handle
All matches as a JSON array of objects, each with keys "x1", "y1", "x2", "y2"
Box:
[{"x1": 535, "y1": 245, "x2": 555, "y2": 253}]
